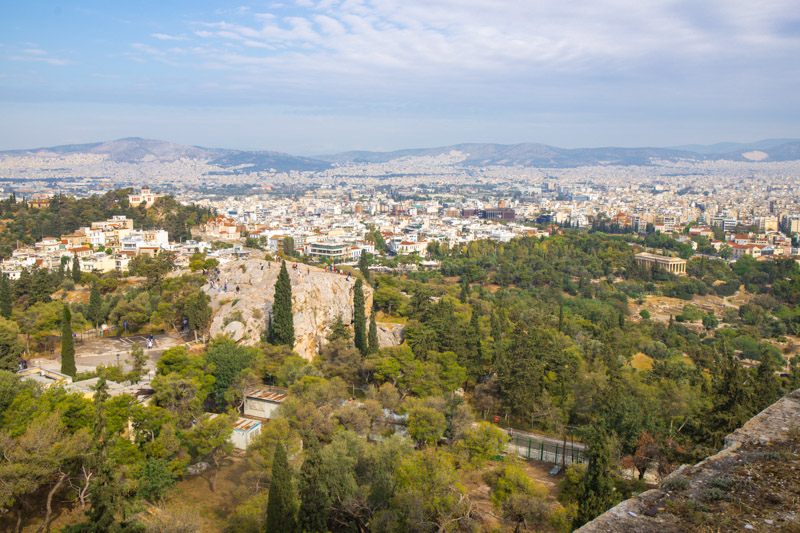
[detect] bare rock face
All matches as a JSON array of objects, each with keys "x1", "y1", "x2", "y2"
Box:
[
  {"x1": 205, "y1": 259, "x2": 374, "y2": 360},
  {"x1": 377, "y1": 323, "x2": 405, "y2": 347}
]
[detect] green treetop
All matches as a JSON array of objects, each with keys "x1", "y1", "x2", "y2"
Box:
[
  {"x1": 87, "y1": 283, "x2": 102, "y2": 328},
  {"x1": 353, "y1": 278, "x2": 367, "y2": 356},
  {"x1": 71, "y1": 255, "x2": 81, "y2": 284},
  {"x1": 368, "y1": 309, "x2": 379, "y2": 355},
  {"x1": 265, "y1": 442, "x2": 297, "y2": 533},
  {"x1": 0, "y1": 274, "x2": 12, "y2": 319},
  {"x1": 575, "y1": 425, "x2": 618, "y2": 527},
  {"x1": 297, "y1": 440, "x2": 329, "y2": 533},
  {"x1": 267, "y1": 262, "x2": 295, "y2": 347},
  {"x1": 61, "y1": 304, "x2": 76, "y2": 377},
  {"x1": 358, "y1": 251, "x2": 370, "y2": 284}
]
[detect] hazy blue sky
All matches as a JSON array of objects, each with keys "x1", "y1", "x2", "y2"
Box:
[{"x1": 1, "y1": 1, "x2": 798, "y2": 154}]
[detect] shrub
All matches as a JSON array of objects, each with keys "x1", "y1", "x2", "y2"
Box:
[{"x1": 661, "y1": 475, "x2": 689, "y2": 492}]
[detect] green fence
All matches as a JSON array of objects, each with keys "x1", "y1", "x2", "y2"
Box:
[{"x1": 508, "y1": 436, "x2": 586, "y2": 465}]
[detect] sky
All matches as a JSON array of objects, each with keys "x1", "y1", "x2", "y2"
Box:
[{"x1": 1, "y1": 0, "x2": 798, "y2": 154}]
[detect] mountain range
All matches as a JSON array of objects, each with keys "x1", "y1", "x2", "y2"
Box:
[{"x1": 3, "y1": 137, "x2": 800, "y2": 171}]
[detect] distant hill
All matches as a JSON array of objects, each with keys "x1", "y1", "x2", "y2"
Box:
[
  {"x1": 321, "y1": 140, "x2": 800, "y2": 167},
  {"x1": 0, "y1": 137, "x2": 331, "y2": 172},
  {"x1": 3, "y1": 137, "x2": 800, "y2": 171},
  {"x1": 715, "y1": 141, "x2": 800, "y2": 162},
  {"x1": 670, "y1": 138, "x2": 800, "y2": 154},
  {"x1": 319, "y1": 142, "x2": 703, "y2": 167}
]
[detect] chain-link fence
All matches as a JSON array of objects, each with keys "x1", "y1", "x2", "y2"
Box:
[{"x1": 507, "y1": 436, "x2": 586, "y2": 465}]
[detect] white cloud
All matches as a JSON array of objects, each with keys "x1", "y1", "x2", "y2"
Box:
[
  {"x1": 9, "y1": 47, "x2": 73, "y2": 66},
  {"x1": 173, "y1": 0, "x2": 797, "y2": 82},
  {"x1": 151, "y1": 33, "x2": 189, "y2": 41}
]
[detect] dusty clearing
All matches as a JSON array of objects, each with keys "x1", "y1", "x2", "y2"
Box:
[
  {"x1": 462, "y1": 458, "x2": 564, "y2": 532},
  {"x1": 630, "y1": 290, "x2": 752, "y2": 324},
  {"x1": 166, "y1": 456, "x2": 251, "y2": 532}
]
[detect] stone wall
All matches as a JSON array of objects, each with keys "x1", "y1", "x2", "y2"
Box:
[{"x1": 575, "y1": 389, "x2": 800, "y2": 533}]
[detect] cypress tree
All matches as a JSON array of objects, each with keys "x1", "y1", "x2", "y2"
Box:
[
  {"x1": 466, "y1": 308, "x2": 483, "y2": 377},
  {"x1": 459, "y1": 278, "x2": 469, "y2": 303},
  {"x1": 266, "y1": 443, "x2": 296, "y2": 533},
  {"x1": 268, "y1": 262, "x2": 294, "y2": 346},
  {"x1": 367, "y1": 309, "x2": 379, "y2": 355},
  {"x1": 575, "y1": 425, "x2": 618, "y2": 526},
  {"x1": 0, "y1": 274, "x2": 11, "y2": 319},
  {"x1": 88, "y1": 283, "x2": 102, "y2": 328},
  {"x1": 297, "y1": 442, "x2": 328, "y2": 533},
  {"x1": 353, "y1": 278, "x2": 367, "y2": 355},
  {"x1": 72, "y1": 254, "x2": 82, "y2": 284},
  {"x1": 358, "y1": 251, "x2": 370, "y2": 284},
  {"x1": 753, "y1": 349, "x2": 782, "y2": 411},
  {"x1": 61, "y1": 304, "x2": 76, "y2": 377}
]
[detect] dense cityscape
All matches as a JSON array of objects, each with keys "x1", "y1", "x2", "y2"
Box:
[{"x1": 2, "y1": 1, "x2": 799, "y2": 532}]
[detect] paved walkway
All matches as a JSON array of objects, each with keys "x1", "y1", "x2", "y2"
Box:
[{"x1": 30, "y1": 332, "x2": 185, "y2": 375}]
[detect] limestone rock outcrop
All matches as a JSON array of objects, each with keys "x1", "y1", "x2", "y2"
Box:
[
  {"x1": 205, "y1": 259, "x2": 384, "y2": 359},
  {"x1": 377, "y1": 323, "x2": 405, "y2": 347}
]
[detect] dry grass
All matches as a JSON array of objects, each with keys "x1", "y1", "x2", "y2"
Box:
[
  {"x1": 631, "y1": 352, "x2": 654, "y2": 370},
  {"x1": 166, "y1": 457, "x2": 252, "y2": 532},
  {"x1": 461, "y1": 458, "x2": 565, "y2": 532}
]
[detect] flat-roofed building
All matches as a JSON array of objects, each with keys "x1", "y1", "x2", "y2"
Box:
[
  {"x1": 635, "y1": 252, "x2": 687, "y2": 275},
  {"x1": 231, "y1": 417, "x2": 262, "y2": 450},
  {"x1": 243, "y1": 388, "x2": 287, "y2": 420},
  {"x1": 308, "y1": 242, "x2": 349, "y2": 261}
]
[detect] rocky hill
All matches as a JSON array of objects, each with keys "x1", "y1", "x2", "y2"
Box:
[
  {"x1": 576, "y1": 388, "x2": 800, "y2": 532},
  {"x1": 204, "y1": 258, "x2": 402, "y2": 359}
]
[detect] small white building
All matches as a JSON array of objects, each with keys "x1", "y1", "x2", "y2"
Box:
[
  {"x1": 231, "y1": 417, "x2": 261, "y2": 450},
  {"x1": 243, "y1": 388, "x2": 287, "y2": 420}
]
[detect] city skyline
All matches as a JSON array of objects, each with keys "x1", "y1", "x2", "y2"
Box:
[{"x1": 1, "y1": 1, "x2": 798, "y2": 154}]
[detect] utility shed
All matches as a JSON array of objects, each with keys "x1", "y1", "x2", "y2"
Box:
[
  {"x1": 231, "y1": 417, "x2": 261, "y2": 450},
  {"x1": 243, "y1": 388, "x2": 287, "y2": 420}
]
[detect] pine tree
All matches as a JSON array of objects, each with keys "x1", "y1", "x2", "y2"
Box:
[
  {"x1": 266, "y1": 442, "x2": 297, "y2": 533},
  {"x1": 88, "y1": 283, "x2": 102, "y2": 328},
  {"x1": 30, "y1": 267, "x2": 52, "y2": 305},
  {"x1": 326, "y1": 315, "x2": 349, "y2": 343},
  {"x1": 0, "y1": 274, "x2": 11, "y2": 319},
  {"x1": 353, "y1": 278, "x2": 367, "y2": 355},
  {"x1": 297, "y1": 441, "x2": 329, "y2": 533},
  {"x1": 268, "y1": 262, "x2": 294, "y2": 346},
  {"x1": 368, "y1": 309, "x2": 379, "y2": 354},
  {"x1": 61, "y1": 304, "x2": 76, "y2": 377},
  {"x1": 72, "y1": 254, "x2": 82, "y2": 284},
  {"x1": 358, "y1": 251, "x2": 370, "y2": 284}
]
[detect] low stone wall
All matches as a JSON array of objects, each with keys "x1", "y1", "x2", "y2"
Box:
[{"x1": 576, "y1": 389, "x2": 800, "y2": 533}]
